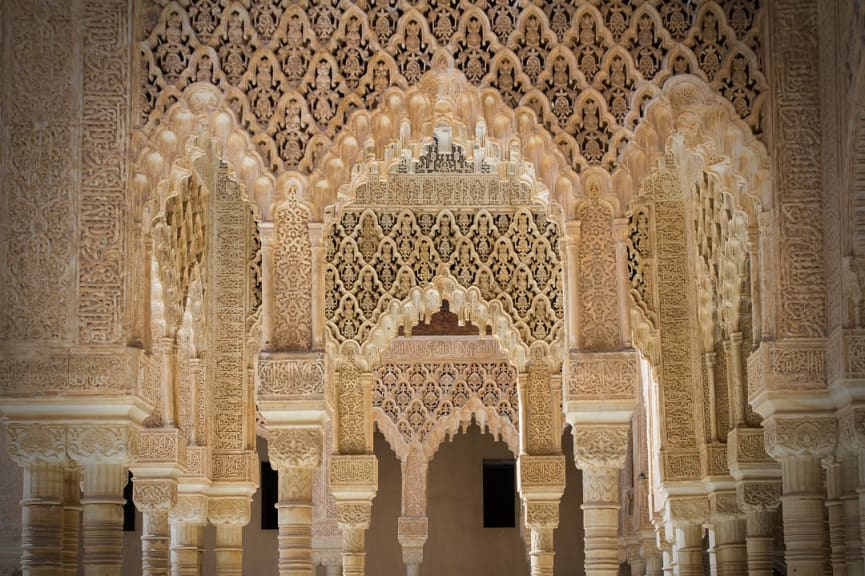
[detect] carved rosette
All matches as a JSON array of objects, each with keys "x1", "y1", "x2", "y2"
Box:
[
  {"x1": 572, "y1": 425, "x2": 629, "y2": 472},
  {"x1": 268, "y1": 428, "x2": 322, "y2": 469},
  {"x1": 763, "y1": 417, "x2": 837, "y2": 459}
]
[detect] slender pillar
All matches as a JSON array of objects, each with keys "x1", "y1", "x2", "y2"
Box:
[
  {"x1": 781, "y1": 455, "x2": 829, "y2": 573},
  {"x1": 268, "y1": 428, "x2": 322, "y2": 576},
  {"x1": 168, "y1": 494, "x2": 207, "y2": 576},
  {"x1": 21, "y1": 462, "x2": 66, "y2": 575},
  {"x1": 62, "y1": 467, "x2": 81, "y2": 576},
  {"x1": 209, "y1": 497, "x2": 251, "y2": 576},
  {"x1": 337, "y1": 503, "x2": 371, "y2": 576},
  {"x1": 79, "y1": 461, "x2": 127, "y2": 576},
  {"x1": 132, "y1": 478, "x2": 176, "y2": 576},
  {"x1": 581, "y1": 468, "x2": 620, "y2": 576},
  {"x1": 841, "y1": 454, "x2": 863, "y2": 576},
  {"x1": 398, "y1": 446, "x2": 428, "y2": 576},
  {"x1": 278, "y1": 467, "x2": 314, "y2": 575},
  {"x1": 572, "y1": 428, "x2": 628, "y2": 576},
  {"x1": 713, "y1": 517, "x2": 747, "y2": 576},
  {"x1": 524, "y1": 501, "x2": 558, "y2": 576},
  {"x1": 825, "y1": 457, "x2": 848, "y2": 576},
  {"x1": 673, "y1": 523, "x2": 703, "y2": 576}
]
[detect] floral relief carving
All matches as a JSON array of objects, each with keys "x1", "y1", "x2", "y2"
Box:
[
  {"x1": 133, "y1": 479, "x2": 177, "y2": 512},
  {"x1": 572, "y1": 425, "x2": 629, "y2": 472},
  {"x1": 67, "y1": 426, "x2": 130, "y2": 462},
  {"x1": 5, "y1": 424, "x2": 67, "y2": 465},
  {"x1": 763, "y1": 417, "x2": 837, "y2": 459},
  {"x1": 268, "y1": 428, "x2": 322, "y2": 469},
  {"x1": 273, "y1": 189, "x2": 313, "y2": 351}
]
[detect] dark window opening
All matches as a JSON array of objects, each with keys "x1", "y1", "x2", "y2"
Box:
[
  {"x1": 260, "y1": 462, "x2": 278, "y2": 530},
  {"x1": 123, "y1": 471, "x2": 135, "y2": 532},
  {"x1": 483, "y1": 459, "x2": 516, "y2": 528}
]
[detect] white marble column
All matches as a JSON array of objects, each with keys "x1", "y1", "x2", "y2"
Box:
[
  {"x1": 132, "y1": 478, "x2": 176, "y2": 576},
  {"x1": 62, "y1": 467, "x2": 81, "y2": 576},
  {"x1": 209, "y1": 497, "x2": 251, "y2": 576},
  {"x1": 712, "y1": 517, "x2": 747, "y2": 576},
  {"x1": 269, "y1": 427, "x2": 322, "y2": 576},
  {"x1": 673, "y1": 523, "x2": 703, "y2": 576},
  {"x1": 398, "y1": 446, "x2": 428, "y2": 576},
  {"x1": 169, "y1": 494, "x2": 207, "y2": 576}
]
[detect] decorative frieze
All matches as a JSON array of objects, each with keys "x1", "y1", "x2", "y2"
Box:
[
  {"x1": 566, "y1": 351, "x2": 639, "y2": 400},
  {"x1": 0, "y1": 349, "x2": 135, "y2": 396},
  {"x1": 5, "y1": 424, "x2": 67, "y2": 465},
  {"x1": 258, "y1": 353, "x2": 325, "y2": 398}
]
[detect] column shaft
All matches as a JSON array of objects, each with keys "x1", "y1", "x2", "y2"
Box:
[
  {"x1": 215, "y1": 524, "x2": 243, "y2": 575},
  {"x1": 278, "y1": 466, "x2": 314, "y2": 576},
  {"x1": 674, "y1": 524, "x2": 703, "y2": 576},
  {"x1": 342, "y1": 527, "x2": 366, "y2": 576},
  {"x1": 826, "y1": 460, "x2": 847, "y2": 576},
  {"x1": 745, "y1": 509, "x2": 776, "y2": 576},
  {"x1": 713, "y1": 518, "x2": 746, "y2": 576},
  {"x1": 141, "y1": 511, "x2": 169, "y2": 576},
  {"x1": 62, "y1": 467, "x2": 81, "y2": 576},
  {"x1": 581, "y1": 468, "x2": 620, "y2": 576},
  {"x1": 21, "y1": 462, "x2": 65, "y2": 576},
  {"x1": 781, "y1": 455, "x2": 827, "y2": 573},
  {"x1": 80, "y1": 462, "x2": 127, "y2": 576},
  {"x1": 530, "y1": 526, "x2": 554, "y2": 576},
  {"x1": 842, "y1": 455, "x2": 863, "y2": 576},
  {"x1": 169, "y1": 521, "x2": 203, "y2": 576}
]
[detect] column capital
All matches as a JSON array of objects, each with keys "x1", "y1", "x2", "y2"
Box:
[
  {"x1": 133, "y1": 478, "x2": 177, "y2": 513},
  {"x1": 169, "y1": 494, "x2": 208, "y2": 524},
  {"x1": 268, "y1": 427, "x2": 322, "y2": 469},
  {"x1": 736, "y1": 481, "x2": 781, "y2": 512},
  {"x1": 524, "y1": 501, "x2": 560, "y2": 530},
  {"x1": 336, "y1": 502, "x2": 372, "y2": 531},
  {"x1": 666, "y1": 496, "x2": 709, "y2": 527},
  {"x1": 708, "y1": 490, "x2": 742, "y2": 521},
  {"x1": 572, "y1": 424, "x2": 630, "y2": 472},
  {"x1": 763, "y1": 416, "x2": 836, "y2": 460},
  {"x1": 397, "y1": 516, "x2": 428, "y2": 549},
  {"x1": 207, "y1": 496, "x2": 251, "y2": 526},
  {"x1": 67, "y1": 424, "x2": 131, "y2": 464},
  {"x1": 5, "y1": 422, "x2": 67, "y2": 465}
]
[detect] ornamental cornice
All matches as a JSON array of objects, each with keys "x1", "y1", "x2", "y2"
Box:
[
  {"x1": 268, "y1": 428, "x2": 322, "y2": 469},
  {"x1": 763, "y1": 416, "x2": 837, "y2": 459},
  {"x1": 572, "y1": 425, "x2": 630, "y2": 472}
]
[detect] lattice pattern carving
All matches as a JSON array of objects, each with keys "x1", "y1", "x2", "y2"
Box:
[
  {"x1": 372, "y1": 358, "x2": 518, "y2": 456},
  {"x1": 273, "y1": 190, "x2": 313, "y2": 350},
  {"x1": 137, "y1": 0, "x2": 766, "y2": 173},
  {"x1": 325, "y1": 207, "x2": 563, "y2": 346}
]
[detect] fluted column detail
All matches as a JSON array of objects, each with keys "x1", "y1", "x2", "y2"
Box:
[
  {"x1": 61, "y1": 467, "x2": 81, "y2": 576},
  {"x1": 132, "y1": 479, "x2": 176, "y2": 576}
]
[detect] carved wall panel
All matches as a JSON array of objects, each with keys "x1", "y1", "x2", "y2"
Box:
[
  {"x1": 273, "y1": 191, "x2": 313, "y2": 350},
  {"x1": 137, "y1": 0, "x2": 765, "y2": 176},
  {"x1": 324, "y1": 206, "x2": 563, "y2": 347}
]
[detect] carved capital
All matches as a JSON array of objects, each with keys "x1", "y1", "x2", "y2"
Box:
[
  {"x1": 329, "y1": 454, "x2": 378, "y2": 500},
  {"x1": 708, "y1": 491, "x2": 741, "y2": 520},
  {"x1": 572, "y1": 425, "x2": 629, "y2": 471},
  {"x1": 170, "y1": 494, "x2": 208, "y2": 524},
  {"x1": 268, "y1": 428, "x2": 322, "y2": 469},
  {"x1": 524, "y1": 501, "x2": 559, "y2": 529},
  {"x1": 667, "y1": 497, "x2": 709, "y2": 526},
  {"x1": 207, "y1": 497, "x2": 251, "y2": 526},
  {"x1": 67, "y1": 425, "x2": 130, "y2": 463},
  {"x1": 736, "y1": 481, "x2": 781, "y2": 512},
  {"x1": 5, "y1": 423, "x2": 67, "y2": 465},
  {"x1": 336, "y1": 502, "x2": 372, "y2": 530},
  {"x1": 763, "y1": 417, "x2": 836, "y2": 459},
  {"x1": 397, "y1": 516, "x2": 428, "y2": 549},
  {"x1": 132, "y1": 478, "x2": 177, "y2": 513}
]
